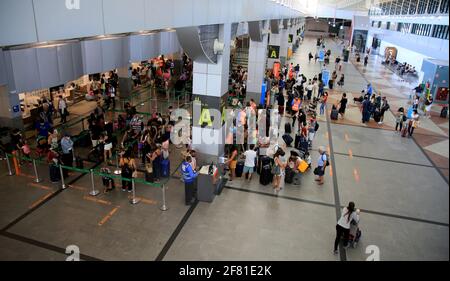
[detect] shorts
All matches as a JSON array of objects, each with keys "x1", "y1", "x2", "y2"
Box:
[
  {"x1": 243, "y1": 166, "x2": 254, "y2": 174},
  {"x1": 92, "y1": 140, "x2": 99, "y2": 147},
  {"x1": 104, "y1": 143, "x2": 113, "y2": 151},
  {"x1": 230, "y1": 161, "x2": 237, "y2": 170}
]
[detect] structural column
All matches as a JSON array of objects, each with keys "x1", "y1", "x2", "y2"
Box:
[
  {"x1": 279, "y1": 20, "x2": 290, "y2": 65},
  {"x1": 191, "y1": 23, "x2": 232, "y2": 165},
  {"x1": 0, "y1": 86, "x2": 22, "y2": 129},
  {"x1": 267, "y1": 20, "x2": 282, "y2": 69},
  {"x1": 117, "y1": 65, "x2": 133, "y2": 99},
  {"x1": 246, "y1": 21, "x2": 269, "y2": 103}
]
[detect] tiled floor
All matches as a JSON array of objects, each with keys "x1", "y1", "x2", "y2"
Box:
[{"x1": 0, "y1": 36, "x2": 448, "y2": 261}]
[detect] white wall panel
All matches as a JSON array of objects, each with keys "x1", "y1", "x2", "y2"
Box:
[
  {"x1": 101, "y1": 38, "x2": 124, "y2": 71},
  {"x1": 9, "y1": 49, "x2": 40, "y2": 93},
  {"x1": 81, "y1": 40, "x2": 103, "y2": 75},
  {"x1": 173, "y1": 0, "x2": 193, "y2": 28},
  {"x1": 33, "y1": 0, "x2": 104, "y2": 42},
  {"x1": 145, "y1": 0, "x2": 174, "y2": 30},
  {"x1": 0, "y1": 0, "x2": 38, "y2": 46},
  {"x1": 72, "y1": 42, "x2": 84, "y2": 78},
  {"x1": 36, "y1": 46, "x2": 60, "y2": 88},
  {"x1": 103, "y1": 0, "x2": 146, "y2": 34},
  {"x1": 193, "y1": 0, "x2": 208, "y2": 26},
  {"x1": 0, "y1": 50, "x2": 7, "y2": 86},
  {"x1": 57, "y1": 44, "x2": 75, "y2": 85},
  {"x1": 143, "y1": 33, "x2": 161, "y2": 60},
  {"x1": 128, "y1": 35, "x2": 143, "y2": 63}
]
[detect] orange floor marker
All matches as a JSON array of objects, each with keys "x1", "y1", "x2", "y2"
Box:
[
  {"x1": 83, "y1": 196, "x2": 112, "y2": 206},
  {"x1": 29, "y1": 192, "x2": 54, "y2": 209},
  {"x1": 348, "y1": 149, "x2": 353, "y2": 159},
  {"x1": 135, "y1": 197, "x2": 157, "y2": 205},
  {"x1": 329, "y1": 164, "x2": 333, "y2": 177},
  {"x1": 353, "y1": 168, "x2": 360, "y2": 183},
  {"x1": 29, "y1": 183, "x2": 52, "y2": 191},
  {"x1": 98, "y1": 207, "x2": 119, "y2": 226}
]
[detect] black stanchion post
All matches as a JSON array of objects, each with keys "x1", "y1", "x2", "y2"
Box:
[
  {"x1": 130, "y1": 179, "x2": 140, "y2": 205},
  {"x1": 89, "y1": 169, "x2": 100, "y2": 196},
  {"x1": 5, "y1": 154, "x2": 14, "y2": 176},
  {"x1": 33, "y1": 159, "x2": 42, "y2": 183},
  {"x1": 160, "y1": 184, "x2": 169, "y2": 211}
]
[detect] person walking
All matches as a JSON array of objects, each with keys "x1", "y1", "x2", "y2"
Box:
[
  {"x1": 226, "y1": 145, "x2": 238, "y2": 181},
  {"x1": 182, "y1": 155, "x2": 198, "y2": 205},
  {"x1": 320, "y1": 92, "x2": 328, "y2": 116},
  {"x1": 337, "y1": 74, "x2": 345, "y2": 87},
  {"x1": 338, "y1": 93, "x2": 348, "y2": 118},
  {"x1": 308, "y1": 52, "x2": 313, "y2": 63},
  {"x1": 408, "y1": 110, "x2": 420, "y2": 137},
  {"x1": 314, "y1": 146, "x2": 328, "y2": 185},
  {"x1": 395, "y1": 108, "x2": 406, "y2": 132},
  {"x1": 334, "y1": 202, "x2": 360, "y2": 255},
  {"x1": 378, "y1": 97, "x2": 390, "y2": 125},
  {"x1": 364, "y1": 55, "x2": 369, "y2": 67}
]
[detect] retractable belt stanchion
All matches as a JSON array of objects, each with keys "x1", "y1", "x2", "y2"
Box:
[
  {"x1": 130, "y1": 179, "x2": 140, "y2": 205},
  {"x1": 33, "y1": 159, "x2": 42, "y2": 183},
  {"x1": 160, "y1": 184, "x2": 169, "y2": 211},
  {"x1": 5, "y1": 154, "x2": 14, "y2": 176},
  {"x1": 59, "y1": 165, "x2": 67, "y2": 189},
  {"x1": 89, "y1": 169, "x2": 100, "y2": 196}
]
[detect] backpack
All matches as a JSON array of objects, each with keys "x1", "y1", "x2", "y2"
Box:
[
  {"x1": 314, "y1": 122, "x2": 320, "y2": 132},
  {"x1": 322, "y1": 153, "x2": 330, "y2": 167}
]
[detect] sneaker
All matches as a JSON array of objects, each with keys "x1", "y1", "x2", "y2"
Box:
[
  {"x1": 128, "y1": 189, "x2": 132, "y2": 193},
  {"x1": 122, "y1": 188, "x2": 126, "y2": 192},
  {"x1": 333, "y1": 250, "x2": 338, "y2": 255}
]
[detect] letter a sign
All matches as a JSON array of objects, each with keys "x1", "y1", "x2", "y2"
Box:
[{"x1": 268, "y1": 45, "x2": 280, "y2": 59}]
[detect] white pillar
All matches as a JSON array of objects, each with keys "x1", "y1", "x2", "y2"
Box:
[{"x1": 246, "y1": 23, "x2": 269, "y2": 103}]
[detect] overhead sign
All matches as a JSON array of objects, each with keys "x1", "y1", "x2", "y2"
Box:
[{"x1": 268, "y1": 45, "x2": 280, "y2": 59}]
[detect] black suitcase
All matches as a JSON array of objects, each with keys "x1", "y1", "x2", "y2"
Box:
[
  {"x1": 298, "y1": 137, "x2": 309, "y2": 153},
  {"x1": 295, "y1": 134, "x2": 301, "y2": 150},
  {"x1": 257, "y1": 156, "x2": 271, "y2": 175},
  {"x1": 285, "y1": 123, "x2": 292, "y2": 134},
  {"x1": 235, "y1": 161, "x2": 244, "y2": 178},
  {"x1": 283, "y1": 134, "x2": 293, "y2": 147},
  {"x1": 441, "y1": 107, "x2": 448, "y2": 118},
  {"x1": 331, "y1": 109, "x2": 339, "y2": 120},
  {"x1": 76, "y1": 157, "x2": 84, "y2": 169},
  {"x1": 373, "y1": 111, "x2": 381, "y2": 123},
  {"x1": 260, "y1": 165, "x2": 273, "y2": 186},
  {"x1": 49, "y1": 164, "x2": 60, "y2": 183},
  {"x1": 293, "y1": 173, "x2": 301, "y2": 186},
  {"x1": 285, "y1": 167, "x2": 295, "y2": 184}
]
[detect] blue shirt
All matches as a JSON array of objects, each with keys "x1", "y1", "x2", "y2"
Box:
[
  {"x1": 318, "y1": 153, "x2": 327, "y2": 167},
  {"x1": 367, "y1": 85, "x2": 373, "y2": 96},
  {"x1": 36, "y1": 122, "x2": 51, "y2": 137},
  {"x1": 61, "y1": 137, "x2": 73, "y2": 154},
  {"x1": 182, "y1": 161, "x2": 198, "y2": 184}
]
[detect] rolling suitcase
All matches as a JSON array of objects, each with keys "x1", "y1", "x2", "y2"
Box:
[
  {"x1": 330, "y1": 109, "x2": 339, "y2": 120},
  {"x1": 257, "y1": 156, "x2": 271, "y2": 175},
  {"x1": 294, "y1": 134, "x2": 301, "y2": 150},
  {"x1": 328, "y1": 80, "x2": 334, "y2": 90},
  {"x1": 75, "y1": 157, "x2": 84, "y2": 169},
  {"x1": 161, "y1": 159, "x2": 170, "y2": 178},
  {"x1": 283, "y1": 134, "x2": 293, "y2": 147},
  {"x1": 235, "y1": 161, "x2": 244, "y2": 178},
  {"x1": 260, "y1": 164, "x2": 273, "y2": 186},
  {"x1": 285, "y1": 167, "x2": 295, "y2": 184},
  {"x1": 285, "y1": 123, "x2": 292, "y2": 134},
  {"x1": 292, "y1": 173, "x2": 301, "y2": 186},
  {"x1": 298, "y1": 137, "x2": 309, "y2": 153},
  {"x1": 49, "y1": 164, "x2": 60, "y2": 183}
]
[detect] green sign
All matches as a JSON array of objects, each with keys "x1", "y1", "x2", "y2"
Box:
[
  {"x1": 268, "y1": 45, "x2": 280, "y2": 59},
  {"x1": 288, "y1": 34, "x2": 294, "y2": 43}
]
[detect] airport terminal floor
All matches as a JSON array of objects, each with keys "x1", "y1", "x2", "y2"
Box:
[{"x1": 0, "y1": 37, "x2": 448, "y2": 261}]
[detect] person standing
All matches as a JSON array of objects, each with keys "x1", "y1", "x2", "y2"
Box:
[
  {"x1": 306, "y1": 81, "x2": 313, "y2": 101},
  {"x1": 58, "y1": 95, "x2": 68, "y2": 124},
  {"x1": 272, "y1": 148, "x2": 287, "y2": 193},
  {"x1": 367, "y1": 84, "x2": 373, "y2": 98},
  {"x1": 226, "y1": 145, "x2": 238, "y2": 182},
  {"x1": 338, "y1": 74, "x2": 345, "y2": 87},
  {"x1": 364, "y1": 55, "x2": 369, "y2": 67},
  {"x1": 60, "y1": 133, "x2": 74, "y2": 178},
  {"x1": 120, "y1": 150, "x2": 136, "y2": 192},
  {"x1": 361, "y1": 96, "x2": 371, "y2": 123},
  {"x1": 243, "y1": 145, "x2": 257, "y2": 182},
  {"x1": 314, "y1": 146, "x2": 328, "y2": 185},
  {"x1": 182, "y1": 156, "x2": 198, "y2": 205},
  {"x1": 334, "y1": 202, "x2": 360, "y2": 255},
  {"x1": 395, "y1": 108, "x2": 406, "y2": 132},
  {"x1": 308, "y1": 52, "x2": 314, "y2": 63}
]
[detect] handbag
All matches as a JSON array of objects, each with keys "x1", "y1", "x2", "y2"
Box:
[
  {"x1": 132, "y1": 170, "x2": 138, "y2": 178},
  {"x1": 313, "y1": 167, "x2": 320, "y2": 175}
]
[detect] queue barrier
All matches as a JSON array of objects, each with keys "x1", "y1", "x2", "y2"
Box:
[{"x1": 3, "y1": 152, "x2": 170, "y2": 211}]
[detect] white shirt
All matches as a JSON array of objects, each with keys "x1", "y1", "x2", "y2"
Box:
[
  {"x1": 244, "y1": 150, "x2": 257, "y2": 168},
  {"x1": 337, "y1": 207, "x2": 359, "y2": 229}
]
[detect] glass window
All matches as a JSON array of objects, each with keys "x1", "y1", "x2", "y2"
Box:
[
  {"x1": 402, "y1": 0, "x2": 410, "y2": 14},
  {"x1": 409, "y1": 0, "x2": 418, "y2": 14},
  {"x1": 428, "y1": 0, "x2": 439, "y2": 14},
  {"x1": 417, "y1": 0, "x2": 427, "y2": 14},
  {"x1": 395, "y1": 0, "x2": 402, "y2": 14},
  {"x1": 378, "y1": 21, "x2": 382, "y2": 28},
  {"x1": 386, "y1": 22, "x2": 391, "y2": 30},
  {"x1": 439, "y1": 0, "x2": 449, "y2": 14}
]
